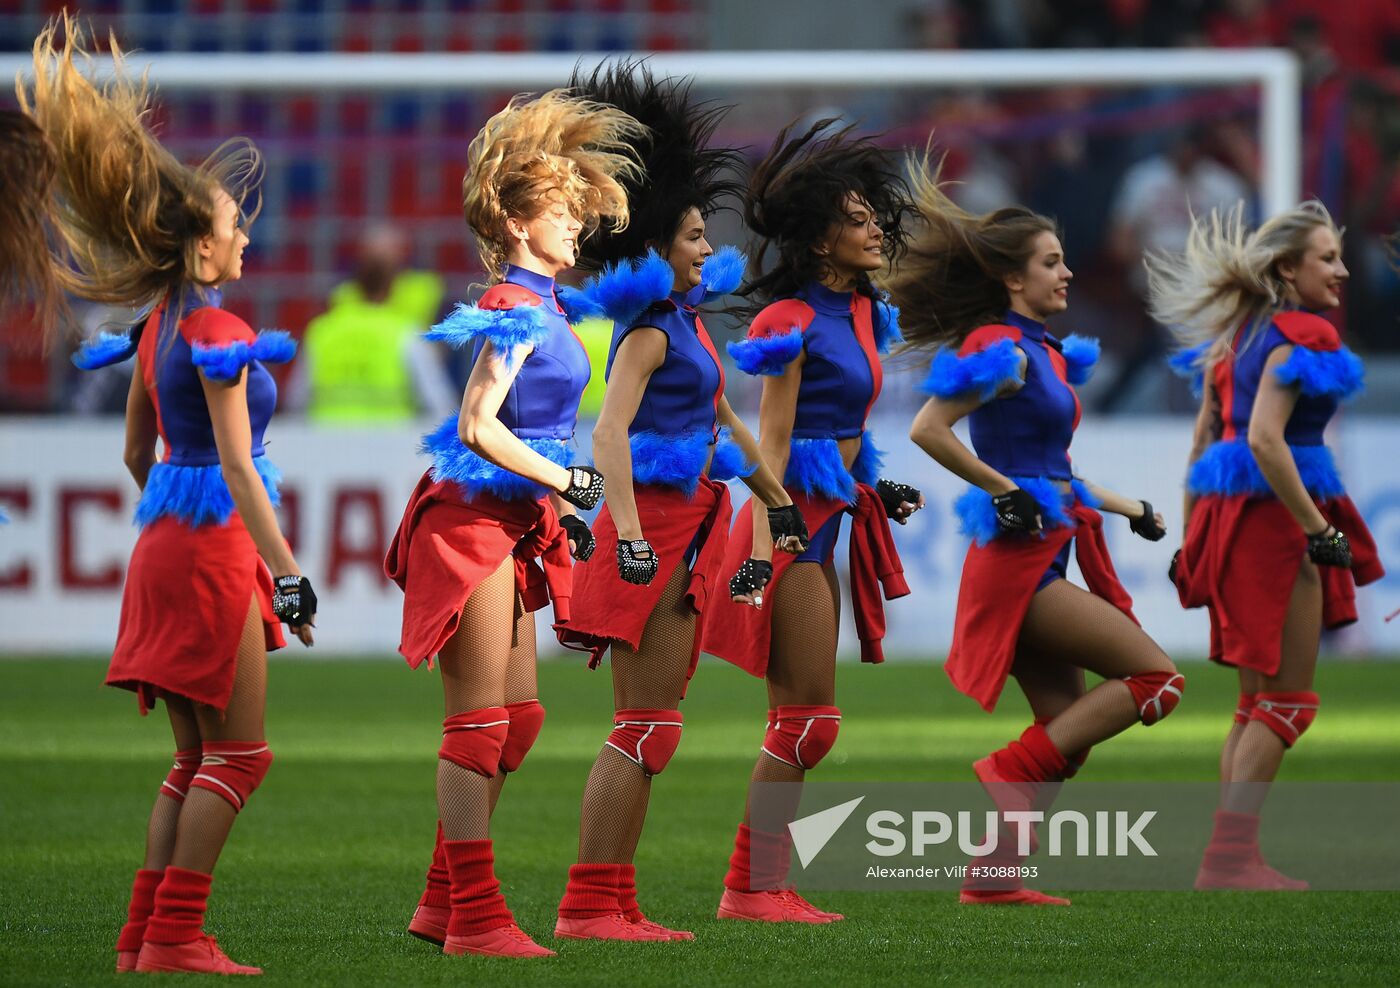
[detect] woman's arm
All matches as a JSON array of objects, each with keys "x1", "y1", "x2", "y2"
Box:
[
  {"x1": 717, "y1": 395, "x2": 790, "y2": 511},
  {"x1": 122, "y1": 362, "x2": 158, "y2": 490},
  {"x1": 1180, "y1": 377, "x2": 1220, "y2": 531},
  {"x1": 748, "y1": 355, "x2": 803, "y2": 561},
  {"x1": 1248, "y1": 345, "x2": 1330, "y2": 535},
  {"x1": 202, "y1": 367, "x2": 313, "y2": 645},
  {"x1": 458, "y1": 341, "x2": 573, "y2": 493},
  {"x1": 590, "y1": 327, "x2": 666, "y2": 541},
  {"x1": 909, "y1": 390, "x2": 1016, "y2": 496},
  {"x1": 1079, "y1": 479, "x2": 1165, "y2": 536}
]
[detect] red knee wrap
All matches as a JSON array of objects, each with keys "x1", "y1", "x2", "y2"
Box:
[
  {"x1": 762, "y1": 705, "x2": 842, "y2": 770},
  {"x1": 439, "y1": 707, "x2": 510, "y2": 778},
  {"x1": 190, "y1": 741, "x2": 273, "y2": 812},
  {"x1": 499, "y1": 699, "x2": 546, "y2": 774},
  {"x1": 160, "y1": 747, "x2": 202, "y2": 803},
  {"x1": 1234, "y1": 692, "x2": 1258, "y2": 727},
  {"x1": 1251, "y1": 691, "x2": 1319, "y2": 748},
  {"x1": 1124, "y1": 670, "x2": 1186, "y2": 725},
  {"x1": 605, "y1": 708, "x2": 683, "y2": 776}
]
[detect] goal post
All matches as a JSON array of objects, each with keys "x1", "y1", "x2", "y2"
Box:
[{"x1": 3, "y1": 48, "x2": 1301, "y2": 215}]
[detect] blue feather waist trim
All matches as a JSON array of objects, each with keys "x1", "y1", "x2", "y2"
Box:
[
  {"x1": 955, "y1": 477, "x2": 1099, "y2": 547},
  {"x1": 1187, "y1": 439, "x2": 1343, "y2": 499},
  {"x1": 629, "y1": 427, "x2": 756, "y2": 496},
  {"x1": 421, "y1": 413, "x2": 571, "y2": 502},
  {"x1": 135, "y1": 456, "x2": 281, "y2": 528},
  {"x1": 785, "y1": 431, "x2": 883, "y2": 504}
]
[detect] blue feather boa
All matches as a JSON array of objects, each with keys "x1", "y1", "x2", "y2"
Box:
[
  {"x1": 955, "y1": 476, "x2": 1099, "y2": 547},
  {"x1": 873, "y1": 298, "x2": 902, "y2": 354},
  {"x1": 556, "y1": 285, "x2": 604, "y2": 323},
  {"x1": 135, "y1": 456, "x2": 281, "y2": 528},
  {"x1": 1167, "y1": 341, "x2": 1212, "y2": 397},
  {"x1": 426, "y1": 301, "x2": 553, "y2": 368},
  {"x1": 629, "y1": 426, "x2": 755, "y2": 496},
  {"x1": 421, "y1": 413, "x2": 572, "y2": 501},
  {"x1": 699, "y1": 245, "x2": 746, "y2": 302},
  {"x1": 921, "y1": 338, "x2": 1022, "y2": 401},
  {"x1": 785, "y1": 430, "x2": 881, "y2": 503},
  {"x1": 1187, "y1": 439, "x2": 1343, "y2": 499},
  {"x1": 1059, "y1": 334, "x2": 1099, "y2": 386},
  {"x1": 728, "y1": 329, "x2": 804, "y2": 377},
  {"x1": 72, "y1": 331, "x2": 139, "y2": 370},
  {"x1": 577, "y1": 250, "x2": 675, "y2": 326},
  {"x1": 1274, "y1": 345, "x2": 1364, "y2": 400},
  {"x1": 191, "y1": 331, "x2": 297, "y2": 381}
]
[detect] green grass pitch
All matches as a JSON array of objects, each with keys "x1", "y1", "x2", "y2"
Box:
[{"x1": 3, "y1": 655, "x2": 1399, "y2": 986}]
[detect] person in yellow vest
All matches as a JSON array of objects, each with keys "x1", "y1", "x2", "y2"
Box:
[{"x1": 297, "y1": 225, "x2": 454, "y2": 423}]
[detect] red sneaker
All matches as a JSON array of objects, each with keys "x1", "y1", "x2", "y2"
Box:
[
  {"x1": 716, "y1": 888, "x2": 838, "y2": 924},
  {"x1": 781, "y1": 889, "x2": 844, "y2": 921},
  {"x1": 959, "y1": 887, "x2": 1071, "y2": 906},
  {"x1": 443, "y1": 923, "x2": 555, "y2": 958},
  {"x1": 627, "y1": 912, "x2": 695, "y2": 941},
  {"x1": 116, "y1": 950, "x2": 139, "y2": 973},
  {"x1": 406, "y1": 904, "x2": 449, "y2": 945},
  {"x1": 135, "y1": 934, "x2": 263, "y2": 975},
  {"x1": 1194, "y1": 861, "x2": 1308, "y2": 891},
  {"x1": 554, "y1": 913, "x2": 674, "y2": 942}
]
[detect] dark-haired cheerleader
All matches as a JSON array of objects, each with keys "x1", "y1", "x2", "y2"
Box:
[{"x1": 702, "y1": 120, "x2": 922, "y2": 923}]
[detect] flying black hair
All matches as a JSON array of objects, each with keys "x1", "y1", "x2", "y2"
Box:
[
  {"x1": 739, "y1": 118, "x2": 915, "y2": 316},
  {"x1": 568, "y1": 58, "x2": 745, "y2": 272}
]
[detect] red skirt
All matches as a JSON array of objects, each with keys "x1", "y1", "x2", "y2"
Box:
[
  {"x1": 946, "y1": 505, "x2": 1136, "y2": 712},
  {"x1": 384, "y1": 471, "x2": 573, "y2": 669},
  {"x1": 1173, "y1": 493, "x2": 1383, "y2": 675},
  {"x1": 557, "y1": 477, "x2": 732, "y2": 686},
  {"x1": 702, "y1": 483, "x2": 910, "y2": 678},
  {"x1": 106, "y1": 513, "x2": 285, "y2": 714}
]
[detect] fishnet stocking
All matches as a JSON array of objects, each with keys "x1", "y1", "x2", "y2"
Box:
[
  {"x1": 577, "y1": 564, "x2": 695, "y2": 864},
  {"x1": 169, "y1": 596, "x2": 266, "y2": 875},
  {"x1": 1018, "y1": 578, "x2": 1175, "y2": 756},
  {"x1": 742, "y1": 562, "x2": 839, "y2": 828},
  {"x1": 436, "y1": 558, "x2": 516, "y2": 841},
  {"x1": 140, "y1": 700, "x2": 202, "y2": 870},
  {"x1": 490, "y1": 601, "x2": 538, "y2": 815}
]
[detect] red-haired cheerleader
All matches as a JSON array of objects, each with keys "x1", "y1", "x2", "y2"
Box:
[
  {"x1": 888, "y1": 153, "x2": 1184, "y2": 906},
  {"x1": 551, "y1": 63, "x2": 809, "y2": 942},
  {"x1": 1150, "y1": 202, "x2": 1383, "y2": 889},
  {"x1": 0, "y1": 109, "x2": 61, "y2": 334},
  {"x1": 387, "y1": 90, "x2": 643, "y2": 958},
  {"x1": 25, "y1": 19, "x2": 315, "y2": 974},
  {"x1": 702, "y1": 121, "x2": 923, "y2": 923}
]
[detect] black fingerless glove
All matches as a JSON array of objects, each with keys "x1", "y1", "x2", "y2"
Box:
[
  {"x1": 272, "y1": 575, "x2": 317, "y2": 628},
  {"x1": 767, "y1": 503, "x2": 810, "y2": 549},
  {"x1": 992, "y1": 488, "x2": 1041, "y2": 533},
  {"x1": 1307, "y1": 526, "x2": 1352, "y2": 568},
  {"x1": 560, "y1": 514, "x2": 595, "y2": 561},
  {"x1": 876, "y1": 479, "x2": 922, "y2": 524},
  {"x1": 1130, "y1": 500, "x2": 1167, "y2": 542},
  {"x1": 729, "y1": 558, "x2": 773, "y2": 599},
  {"x1": 616, "y1": 538, "x2": 659, "y2": 585},
  {"x1": 559, "y1": 465, "x2": 604, "y2": 510}
]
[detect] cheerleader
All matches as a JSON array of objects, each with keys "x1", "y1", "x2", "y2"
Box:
[
  {"x1": 552, "y1": 63, "x2": 809, "y2": 942},
  {"x1": 386, "y1": 90, "x2": 643, "y2": 958},
  {"x1": 25, "y1": 19, "x2": 314, "y2": 973},
  {"x1": 888, "y1": 153, "x2": 1184, "y2": 906},
  {"x1": 1149, "y1": 203, "x2": 1383, "y2": 889},
  {"x1": 703, "y1": 121, "x2": 923, "y2": 923}
]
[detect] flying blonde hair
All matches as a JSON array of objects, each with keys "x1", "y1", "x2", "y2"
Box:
[
  {"x1": 1144, "y1": 200, "x2": 1341, "y2": 366},
  {"x1": 18, "y1": 14, "x2": 262, "y2": 342},
  {"x1": 462, "y1": 88, "x2": 645, "y2": 280},
  {"x1": 0, "y1": 109, "x2": 62, "y2": 336}
]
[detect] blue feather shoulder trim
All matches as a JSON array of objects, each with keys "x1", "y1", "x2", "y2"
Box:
[
  {"x1": 426, "y1": 300, "x2": 553, "y2": 367},
  {"x1": 954, "y1": 475, "x2": 1095, "y2": 547},
  {"x1": 1059, "y1": 334, "x2": 1099, "y2": 386},
  {"x1": 699, "y1": 246, "x2": 746, "y2": 303},
  {"x1": 873, "y1": 299, "x2": 902, "y2": 354},
  {"x1": 577, "y1": 250, "x2": 675, "y2": 327},
  {"x1": 191, "y1": 331, "x2": 297, "y2": 381},
  {"x1": 135, "y1": 456, "x2": 281, "y2": 528},
  {"x1": 72, "y1": 331, "x2": 138, "y2": 370},
  {"x1": 1274, "y1": 344, "x2": 1364, "y2": 400},
  {"x1": 556, "y1": 285, "x2": 605, "y2": 323},
  {"x1": 421, "y1": 413, "x2": 571, "y2": 501},
  {"x1": 728, "y1": 329, "x2": 804, "y2": 377},
  {"x1": 1167, "y1": 341, "x2": 1212, "y2": 397},
  {"x1": 1187, "y1": 439, "x2": 1343, "y2": 499},
  {"x1": 921, "y1": 338, "x2": 1022, "y2": 401}
]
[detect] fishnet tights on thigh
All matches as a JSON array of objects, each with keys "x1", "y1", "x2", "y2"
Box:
[
  {"x1": 490, "y1": 600, "x2": 538, "y2": 815},
  {"x1": 577, "y1": 564, "x2": 695, "y2": 864},
  {"x1": 168, "y1": 595, "x2": 267, "y2": 875},
  {"x1": 436, "y1": 558, "x2": 517, "y2": 841},
  {"x1": 741, "y1": 562, "x2": 839, "y2": 829}
]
